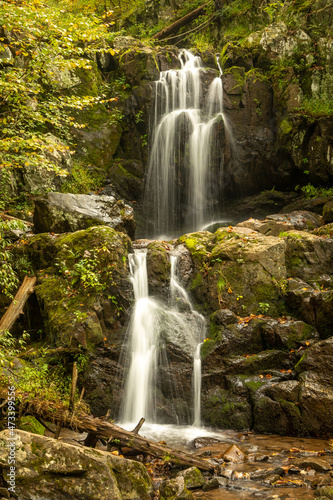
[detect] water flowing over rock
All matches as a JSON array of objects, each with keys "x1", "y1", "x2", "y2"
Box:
[
  {"x1": 143, "y1": 49, "x2": 234, "y2": 237},
  {"x1": 119, "y1": 249, "x2": 205, "y2": 426},
  {"x1": 33, "y1": 192, "x2": 135, "y2": 238}
]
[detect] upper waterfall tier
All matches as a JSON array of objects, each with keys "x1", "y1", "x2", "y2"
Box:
[{"x1": 144, "y1": 49, "x2": 232, "y2": 238}]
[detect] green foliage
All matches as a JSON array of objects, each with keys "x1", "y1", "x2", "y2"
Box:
[
  {"x1": 0, "y1": 224, "x2": 19, "y2": 300},
  {"x1": 61, "y1": 161, "x2": 105, "y2": 194},
  {"x1": 296, "y1": 183, "x2": 333, "y2": 199},
  {"x1": 55, "y1": 249, "x2": 107, "y2": 293},
  {"x1": 257, "y1": 302, "x2": 270, "y2": 315},
  {"x1": 0, "y1": 0, "x2": 118, "y2": 207},
  {"x1": 0, "y1": 330, "x2": 29, "y2": 367},
  {"x1": 299, "y1": 96, "x2": 333, "y2": 118}
]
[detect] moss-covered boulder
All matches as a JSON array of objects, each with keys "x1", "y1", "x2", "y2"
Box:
[
  {"x1": 0, "y1": 429, "x2": 154, "y2": 500},
  {"x1": 32, "y1": 226, "x2": 132, "y2": 348},
  {"x1": 33, "y1": 192, "x2": 135, "y2": 239},
  {"x1": 282, "y1": 230, "x2": 333, "y2": 280},
  {"x1": 179, "y1": 228, "x2": 287, "y2": 316},
  {"x1": 146, "y1": 240, "x2": 171, "y2": 297},
  {"x1": 159, "y1": 476, "x2": 194, "y2": 500}
]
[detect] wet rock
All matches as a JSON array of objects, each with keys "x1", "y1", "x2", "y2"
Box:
[
  {"x1": 227, "y1": 191, "x2": 300, "y2": 221},
  {"x1": 159, "y1": 476, "x2": 194, "y2": 500},
  {"x1": 223, "y1": 444, "x2": 246, "y2": 463},
  {"x1": 105, "y1": 159, "x2": 145, "y2": 202},
  {"x1": 323, "y1": 202, "x2": 333, "y2": 223},
  {"x1": 176, "y1": 467, "x2": 205, "y2": 490},
  {"x1": 282, "y1": 230, "x2": 333, "y2": 281},
  {"x1": 146, "y1": 240, "x2": 171, "y2": 297},
  {"x1": 266, "y1": 211, "x2": 323, "y2": 231},
  {"x1": 202, "y1": 477, "x2": 220, "y2": 491},
  {"x1": 282, "y1": 197, "x2": 333, "y2": 216},
  {"x1": 236, "y1": 217, "x2": 294, "y2": 236},
  {"x1": 33, "y1": 192, "x2": 136, "y2": 239},
  {"x1": 286, "y1": 277, "x2": 333, "y2": 338},
  {"x1": 211, "y1": 309, "x2": 238, "y2": 326},
  {"x1": 294, "y1": 458, "x2": 331, "y2": 472},
  {"x1": 192, "y1": 437, "x2": 221, "y2": 449},
  {"x1": 0, "y1": 429, "x2": 154, "y2": 500}
]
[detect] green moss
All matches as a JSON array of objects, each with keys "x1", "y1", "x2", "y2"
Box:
[
  {"x1": 190, "y1": 272, "x2": 203, "y2": 291},
  {"x1": 19, "y1": 416, "x2": 45, "y2": 436},
  {"x1": 244, "y1": 380, "x2": 265, "y2": 392},
  {"x1": 200, "y1": 338, "x2": 218, "y2": 359}
]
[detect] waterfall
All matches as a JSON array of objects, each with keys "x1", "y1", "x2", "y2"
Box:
[
  {"x1": 170, "y1": 255, "x2": 205, "y2": 426},
  {"x1": 120, "y1": 252, "x2": 161, "y2": 423},
  {"x1": 120, "y1": 250, "x2": 205, "y2": 427},
  {"x1": 144, "y1": 49, "x2": 230, "y2": 237}
]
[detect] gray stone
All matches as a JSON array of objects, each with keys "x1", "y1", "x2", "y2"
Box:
[
  {"x1": 33, "y1": 192, "x2": 135, "y2": 238},
  {"x1": 159, "y1": 476, "x2": 194, "y2": 500},
  {"x1": 0, "y1": 429, "x2": 153, "y2": 500},
  {"x1": 176, "y1": 467, "x2": 205, "y2": 490}
]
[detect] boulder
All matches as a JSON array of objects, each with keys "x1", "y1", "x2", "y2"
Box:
[
  {"x1": 223, "y1": 444, "x2": 246, "y2": 463},
  {"x1": 266, "y1": 211, "x2": 323, "y2": 231},
  {"x1": 287, "y1": 277, "x2": 333, "y2": 338},
  {"x1": 32, "y1": 226, "x2": 132, "y2": 348},
  {"x1": 323, "y1": 201, "x2": 333, "y2": 223},
  {"x1": 159, "y1": 476, "x2": 194, "y2": 500},
  {"x1": 33, "y1": 192, "x2": 135, "y2": 239},
  {"x1": 282, "y1": 230, "x2": 333, "y2": 281},
  {"x1": 295, "y1": 338, "x2": 333, "y2": 435},
  {"x1": 176, "y1": 467, "x2": 205, "y2": 490},
  {"x1": 179, "y1": 228, "x2": 287, "y2": 316},
  {"x1": 0, "y1": 429, "x2": 154, "y2": 500}
]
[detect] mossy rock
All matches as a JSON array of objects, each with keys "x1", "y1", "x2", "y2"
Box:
[
  {"x1": 19, "y1": 416, "x2": 45, "y2": 436},
  {"x1": 146, "y1": 240, "x2": 171, "y2": 287},
  {"x1": 282, "y1": 230, "x2": 333, "y2": 280},
  {"x1": 33, "y1": 227, "x2": 132, "y2": 348},
  {"x1": 35, "y1": 276, "x2": 104, "y2": 348},
  {"x1": 201, "y1": 386, "x2": 252, "y2": 430},
  {"x1": 178, "y1": 231, "x2": 214, "y2": 266}
]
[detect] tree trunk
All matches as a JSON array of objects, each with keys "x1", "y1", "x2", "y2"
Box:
[
  {"x1": 19, "y1": 398, "x2": 214, "y2": 472},
  {"x1": 0, "y1": 276, "x2": 37, "y2": 335},
  {"x1": 152, "y1": 3, "x2": 209, "y2": 40}
]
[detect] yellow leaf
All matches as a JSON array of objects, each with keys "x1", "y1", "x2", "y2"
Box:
[
  {"x1": 228, "y1": 287, "x2": 233, "y2": 293},
  {"x1": 109, "y1": 48, "x2": 115, "y2": 56}
]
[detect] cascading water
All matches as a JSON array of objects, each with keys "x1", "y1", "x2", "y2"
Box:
[
  {"x1": 144, "y1": 49, "x2": 232, "y2": 237},
  {"x1": 120, "y1": 250, "x2": 205, "y2": 428},
  {"x1": 120, "y1": 252, "x2": 161, "y2": 424}
]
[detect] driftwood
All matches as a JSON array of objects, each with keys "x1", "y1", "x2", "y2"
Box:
[
  {"x1": 152, "y1": 3, "x2": 209, "y2": 40},
  {"x1": 0, "y1": 276, "x2": 37, "y2": 335}
]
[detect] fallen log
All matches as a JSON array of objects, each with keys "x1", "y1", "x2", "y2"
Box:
[
  {"x1": 0, "y1": 276, "x2": 37, "y2": 335},
  {"x1": 77, "y1": 415, "x2": 214, "y2": 471},
  {"x1": 20, "y1": 398, "x2": 214, "y2": 472},
  {"x1": 152, "y1": 3, "x2": 209, "y2": 41}
]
